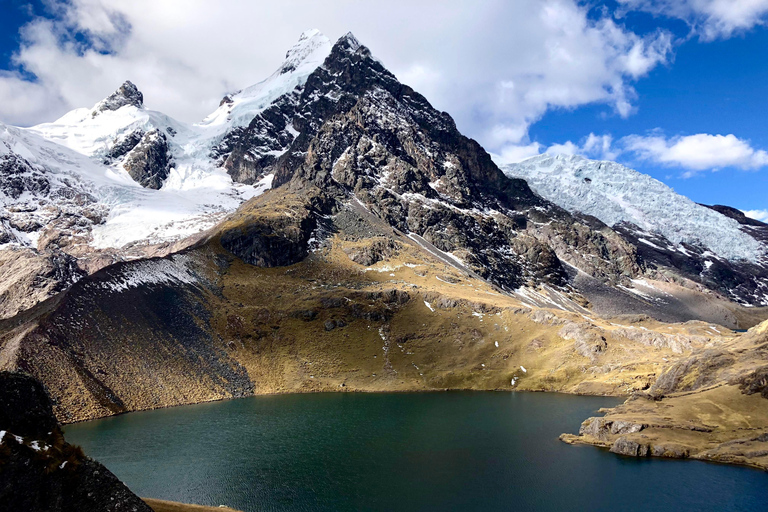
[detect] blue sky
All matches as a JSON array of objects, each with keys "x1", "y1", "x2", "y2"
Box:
[
  {"x1": 0, "y1": 0, "x2": 767, "y2": 217},
  {"x1": 529, "y1": 2, "x2": 768, "y2": 214}
]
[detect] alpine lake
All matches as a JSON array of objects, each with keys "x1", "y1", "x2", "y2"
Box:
[{"x1": 65, "y1": 391, "x2": 768, "y2": 512}]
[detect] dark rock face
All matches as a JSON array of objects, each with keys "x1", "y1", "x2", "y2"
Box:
[
  {"x1": 610, "y1": 437, "x2": 650, "y2": 457},
  {"x1": 614, "y1": 221, "x2": 768, "y2": 307},
  {"x1": 703, "y1": 204, "x2": 767, "y2": 228},
  {"x1": 0, "y1": 372, "x2": 152, "y2": 512},
  {"x1": 94, "y1": 81, "x2": 144, "y2": 115},
  {"x1": 0, "y1": 153, "x2": 50, "y2": 200},
  {"x1": 343, "y1": 237, "x2": 400, "y2": 266},
  {"x1": 219, "y1": 196, "x2": 322, "y2": 267},
  {"x1": 215, "y1": 89, "x2": 303, "y2": 185},
  {"x1": 735, "y1": 366, "x2": 768, "y2": 399},
  {"x1": 0, "y1": 373, "x2": 58, "y2": 439},
  {"x1": 122, "y1": 129, "x2": 173, "y2": 189},
  {"x1": 220, "y1": 219, "x2": 313, "y2": 267},
  {"x1": 103, "y1": 129, "x2": 145, "y2": 163}
]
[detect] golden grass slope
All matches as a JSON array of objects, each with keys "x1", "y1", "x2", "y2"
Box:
[{"x1": 561, "y1": 319, "x2": 768, "y2": 470}]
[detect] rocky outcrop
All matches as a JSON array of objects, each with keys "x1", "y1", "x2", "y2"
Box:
[
  {"x1": 343, "y1": 237, "x2": 401, "y2": 266},
  {"x1": 734, "y1": 366, "x2": 768, "y2": 398},
  {"x1": 104, "y1": 129, "x2": 145, "y2": 163},
  {"x1": 0, "y1": 372, "x2": 152, "y2": 512},
  {"x1": 0, "y1": 153, "x2": 50, "y2": 200},
  {"x1": 559, "y1": 322, "x2": 607, "y2": 360},
  {"x1": 614, "y1": 327, "x2": 708, "y2": 354},
  {"x1": 610, "y1": 437, "x2": 651, "y2": 457},
  {"x1": 562, "y1": 322, "x2": 768, "y2": 470},
  {"x1": 578, "y1": 417, "x2": 645, "y2": 442},
  {"x1": 218, "y1": 190, "x2": 330, "y2": 267},
  {"x1": 122, "y1": 129, "x2": 173, "y2": 189},
  {"x1": 650, "y1": 349, "x2": 737, "y2": 396},
  {"x1": 0, "y1": 247, "x2": 82, "y2": 320},
  {"x1": 93, "y1": 81, "x2": 144, "y2": 115}
]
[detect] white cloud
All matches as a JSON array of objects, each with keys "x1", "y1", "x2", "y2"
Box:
[
  {"x1": 492, "y1": 132, "x2": 620, "y2": 163},
  {"x1": 546, "y1": 141, "x2": 580, "y2": 156},
  {"x1": 0, "y1": 0, "x2": 672, "y2": 163},
  {"x1": 538, "y1": 130, "x2": 768, "y2": 177},
  {"x1": 492, "y1": 142, "x2": 543, "y2": 165},
  {"x1": 545, "y1": 133, "x2": 619, "y2": 160},
  {"x1": 619, "y1": 0, "x2": 768, "y2": 40},
  {"x1": 743, "y1": 209, "x2": 768, "y2": 223},
  {"x1": 583, "y1": 133, "x2": 620, "y2": 160},
  {"x1": 622, "y1": 132, "x2": 768, "y2": 175}
]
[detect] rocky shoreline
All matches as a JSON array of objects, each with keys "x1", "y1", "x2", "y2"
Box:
[{"x1": 560, "y1": 320, "x2": 768, "y2": 471}]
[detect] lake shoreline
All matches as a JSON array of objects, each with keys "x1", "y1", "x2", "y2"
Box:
[
  {"x1": 64, "y1": 387, "x2": 768, "y2": 473},
  {"x1": 60, "y1": 387, "x2": 628, "y2": 425},
  {"x1": 143, "y1": 497, "x2": 242, "y2": 512}
]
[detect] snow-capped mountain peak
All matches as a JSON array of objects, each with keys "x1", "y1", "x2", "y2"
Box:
[
  {"x1": 279, "y1": 28, "x2": 330, "y2": 74},
  {"x1": 337, "y1": 31, "x2": 362, "y2": 52},
  {"x1": 199, "y1": 29, "x2": 331, "y2": 131},
  {"x1": 92, "y1": 80, "x2": 144, "y2": 116},
  {"x1": 3, "y1": 31, "x2": 338, "y2": 254},
  {"x1": 502, "y1": 153, "x2": 764, "y2": 262}
]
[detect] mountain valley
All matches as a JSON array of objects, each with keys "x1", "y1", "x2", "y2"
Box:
[{"x1": 0, "y1": 29, "x2": 767, "y2": 475}]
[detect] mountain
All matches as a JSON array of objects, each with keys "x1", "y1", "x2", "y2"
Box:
[
  {"x1": 503, "y1": 154, "x2": 768, "y2": 307},
  {"x1": 0, "y1": 32, "x2": 331, "y2": 318},
  {"x1": 0, "y1": 30, "x2": 766, "y2": 470}
]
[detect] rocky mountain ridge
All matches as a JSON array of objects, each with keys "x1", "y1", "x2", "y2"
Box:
[{"x1": 503, "y1": 154, "x2": 768, "y2": 307}]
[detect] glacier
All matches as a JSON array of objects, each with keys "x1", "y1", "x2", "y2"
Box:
[
  {"x1": 2, "y1": 30, "x2": 332, "y2": 252},
  {"x1": 502, "y1": 154, "x2": 765, "y2": 263}
]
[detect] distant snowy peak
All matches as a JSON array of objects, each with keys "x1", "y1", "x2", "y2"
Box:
[
  {"x1": 29, "y1": 93, "x2": 184, "y2": 162},
  {"x1": 92, "y1": 81, "x2": 144, "y2": 115},
  {"x1": 502, "y1": 154, "x2": 765, "y2": 263},
  {"x1": 278, "y1": 29, "x2": 331, "y2": 74},
  {"x1": 199, "y1": 29, "x2": 331, "y2": 131}
]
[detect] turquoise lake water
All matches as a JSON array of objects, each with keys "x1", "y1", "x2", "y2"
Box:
[{"x1": 65, "y1": 392, "x2": 768, "y2": 512}]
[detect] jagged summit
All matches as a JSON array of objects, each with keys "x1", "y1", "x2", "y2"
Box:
[
  {"x1": 336, "y1": 31, "x2": 362, "y2": 52},
  {"x1": 93, "y1": 80, "x2": 144, "y2": 115},
  {"x1": 3, "y1": 27, "x2": 768, "y2": 315}
]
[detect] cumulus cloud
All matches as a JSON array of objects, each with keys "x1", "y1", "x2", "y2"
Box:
[
  {"x1": 623, "y1": 133, "x2": 768, "y2": 175},
  {"x1": 546, "y1": 141, "x2": 580, "y2": 156},
  {"x1": 0, "y1": 0, "x2": 672, "y2": 159},
  {"x1": 505, "y1": 130, "x2": 768, "y2": 175},
  {"x1": 744, "y1": 209, "x2": 768, "y2": 223},
  {"x1": 544, "y1": 133, "x2": 619, "y2": 160},
  {"x1": 492, "y1": 142, "x2": 544, "y2": 165},
  {"x1": 619, "y1": 0, "x2": 768, "y2": 40}
]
